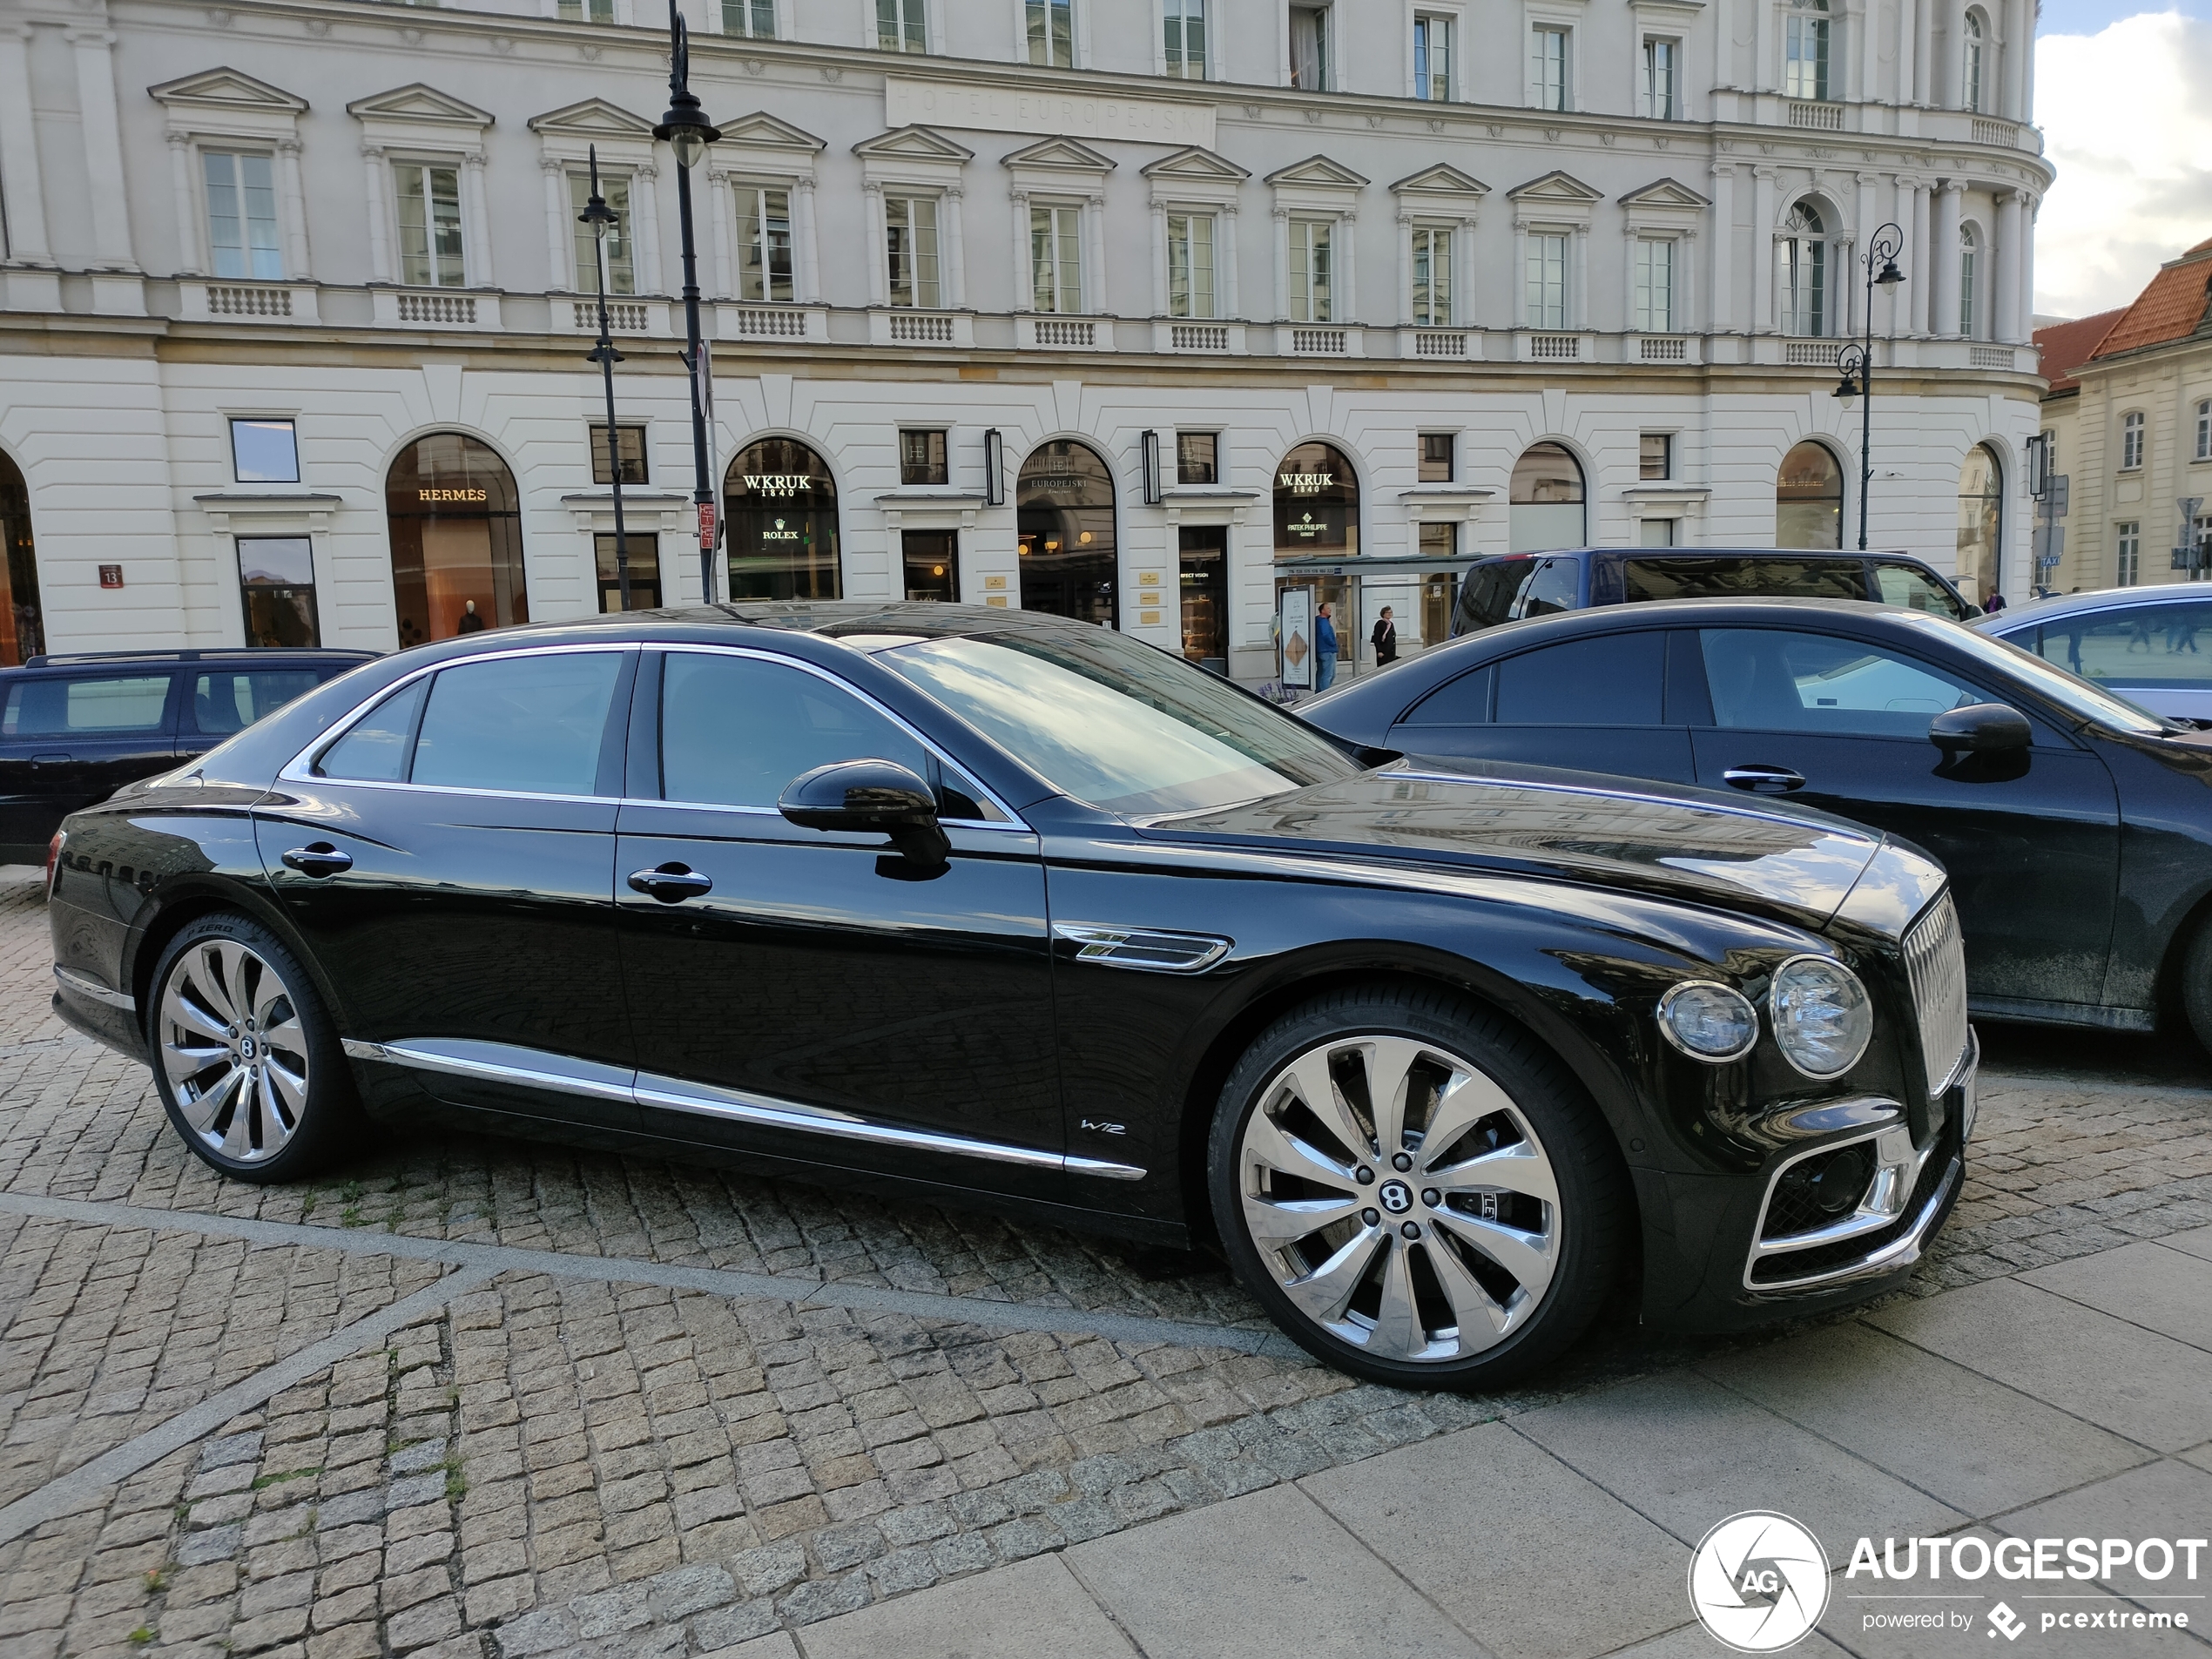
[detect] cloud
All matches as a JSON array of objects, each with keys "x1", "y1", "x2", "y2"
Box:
[{"x1": 2034, "y1": 10, "x2": 2212, "y2": 317}]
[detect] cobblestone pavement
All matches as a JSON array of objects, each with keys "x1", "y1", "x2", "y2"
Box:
[{"x1": 0, "y1": 871, "x2": 2208, "y2": 1659}]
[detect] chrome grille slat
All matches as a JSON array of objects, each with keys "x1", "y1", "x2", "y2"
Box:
[{"x1": 1903, "y1": 894, "x2": 1969, "y2": 1095}]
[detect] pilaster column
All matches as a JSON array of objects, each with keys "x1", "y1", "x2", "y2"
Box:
[
  {"x1": 364, "y1": 147, "x2": 394, "y2": 285},
  {"x1": 1571, "y1": 224, "x2": 1588, "y2": 330},
  {"x1": 1854, "y1": 172, "x2": 1879, "y2": 333},
  {"x1": 632, "y1": 163, "x2": 663, "y2": 296},
  {"x1": 1514, "y1": 224, "x2": 1529, "y2": 324},
  {"x1": 1339, "y1": 210, "x2": 1358, "y2": 322},
  {"x1": 1994, "y1": 187, "x2": 2025, "y2": 342},
  {"x1": 1271, "y1": 206, "x2": 1290, "y2": 321},
  {"x1": 1914, "y1": 0, "x2": 1935, "y2": 105},
  {"x1": 167, "y1": 132, "x2": 202, "y2": 275},
  {"x1": 2017, "y1": 192, "x2": 2038, "y2": 345},
  {"x1": 1397, "y1": 212, "x2": 1413, "y2": 327},
  {"x1": 277, "y1": 139, "x2": 311, "y2": 280},
  {"x1": 68, "y1": 28, "x2": 135, "y2": 269},
  {"x1": 1710, "y1": 164, "x2": 1736, "y2": 334},
  {"x1": 1150, "y1": 203, "x2": 1168, "y2": 316},
  {"x1": 2006, "y1": 0, "x2": 2031, "y2": 118},
  {"x1": 1084, "y1": 192, "x2": 1106, "y2": 315},
  {"x1": 1454, "y1": 215, "x2": 1475, "y2": 328},
  {"x1": 0, "y1": 25, "x2": 50, "y2": 265},
  {"x1": 1933, "y1": 179, "x2": 1963, "y2": 337},
  {"x1": 1220, "y1": 203, "x2": 1240, "y2": 318},
  {"x1": 1008, "y1": 190, "x2": 1032, "y2": 311},
  {"x1": 1896, "y1": 0, "x2": 1918, "y2": 111},
  {"x1": 797, "y1": 178, "x2": 820, "y2": 303},
  {"x1": 941, "y1": 185, "x2": 965, "y2": 307},
  {"x1": 1621, "y1": 222, "x2": 1639, "y2": 333},
  {"x1": 708, "y1": 170, "x2": 734, "y2": 299},
  {"x1": 541, "y1": 158, "x2": 569, "y2": 290},
  {"x1": 462, "y1": 150, "x2": 494, "y2": 290},
  {"x1": 1680, "y1": 227, "x2": 1699, "y2": 333},
  {"x1": 1907, "y1": 176, "x2": 1932, "y2": 334},
  {"x1": 862, "y1": 182, "x2": 887, "y2": 307},
  {"x1": 1751, "y1": 167, "x2": 1777, "y2": 333}
]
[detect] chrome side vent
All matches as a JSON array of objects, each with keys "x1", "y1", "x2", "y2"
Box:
[
  {"x1": 1052, "y1": 923, "x2": 1231, "y2": 974},
  {"x1": 1902, "y1": 894, "x2": 1970, "y2": 1095}
]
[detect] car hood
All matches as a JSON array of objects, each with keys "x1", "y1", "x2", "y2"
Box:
[{"x1": 1148, "y1": 759, "x2": 1913, "y2": 931}]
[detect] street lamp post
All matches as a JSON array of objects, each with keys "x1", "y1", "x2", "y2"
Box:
[
  {"x1": 1833, "y1": 222, "x2": 1906, "y2": 552},
  {"x1": 652, "y1": 0, "x2": 721, "y2": 605},
  {"x1": 578, "y1": 146, "x2": 631, "y2": 613}
]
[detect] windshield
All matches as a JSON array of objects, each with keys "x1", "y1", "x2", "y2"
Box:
[
  {"x1": 1928, "y1": 617, "x2": 2171, "y2": 734},
  {"x1": 877, "y1": 629, "x2": 1364, "y2": 815}
]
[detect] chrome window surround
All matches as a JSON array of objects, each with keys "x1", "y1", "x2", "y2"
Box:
[
  {"x1": 1743, "y1": 1112, "x2": 1946, "y2": 1291},
  {"x1": 1052, "y1": 922, "x2": 1232, "y2": 974},
  {"x1": 1767, "y1": 953, "x2": 1874, "y2": 1080},
  {"x1": 278, "y1": 641, "x2": 1028, "y2": 831},
  {"x1": 343, "y1": 1036, "x2": 1144, "y2": 1181},
  {"x1": 1655, "y1": 979, "x2": 1759, "y2": 1062}
]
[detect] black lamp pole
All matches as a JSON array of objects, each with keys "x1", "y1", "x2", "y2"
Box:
[
  {"x1": 653, "y1": 0, "x2": 721, "y2": 605},
  {"x1": 578, "y1": 146, "x2": 631, "y2": 613},
  {"x1": 1834, "y1": 221, "x2": 1906, "y2": 551}
]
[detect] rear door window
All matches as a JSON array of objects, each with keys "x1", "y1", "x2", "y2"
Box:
[
  {"x1": 315, "y1": 652, "x2": 624, "y2": 795},
  {"x1": 2016, "y1": 603, "x2": 2212, "y2": 691},
  {"x1": 1401, "y1": 664, "x2": 1494, "y2": 725},
  {"x1": 190, "y1": 670, "x2": 323, "y2": 737},
  {"x1": 1872, "y1": 563, "x2": 1966, "y2": 618},
  {"x1": 1623, "y1": 557, "x2": 1866, "y2": 604},
  {"x1": 1494, "y1": 632, "x2": 1664, "y2": 724},
  {"x1": 3, "y1": 674, "x2": 172, "y2": 738}
]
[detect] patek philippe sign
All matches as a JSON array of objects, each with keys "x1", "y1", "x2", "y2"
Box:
[{"x1": 886, "y1": 77, "x2": 1216, "y2": 149}]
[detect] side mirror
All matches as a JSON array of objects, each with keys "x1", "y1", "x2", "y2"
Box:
[
  {"x1": 779, "y1": 759, "x2": 948, "y2": 867},
  {"x1": 1929, "y1": 702, "x2": 2030, "y2": 755},
  {"x1": 1960, "y1": 603, "x2": 1985, "y2": 620}
]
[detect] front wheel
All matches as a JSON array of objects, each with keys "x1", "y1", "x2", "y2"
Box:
[
  {"x1": 148, "y1": 913, "x2": 357, "y2": 1182},
  {"x1": 1208, "y1": 987, "x2": 1627, "y2": 1389}
]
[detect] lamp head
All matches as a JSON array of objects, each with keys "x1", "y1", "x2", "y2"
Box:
[
  {"x1": 577, "y1": 145, "x2": 619, "y2": 239},
  {"x1": 1833, "y1": 370, "x2": 1859, "y2": 405},
  {"x1": 652, "y1": 9, "x2": 720, "y2": 167},
  {"x1": 1874, "y1": 257, "x2": 1905, "y2": 288}
]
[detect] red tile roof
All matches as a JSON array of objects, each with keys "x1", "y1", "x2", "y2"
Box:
[
  {"x1": 2034, "y1": 308, "x2": 2125, "y2": 394},
  {"x1": 2090, "y1": 240, "x2": 2212, "y2": 361}
]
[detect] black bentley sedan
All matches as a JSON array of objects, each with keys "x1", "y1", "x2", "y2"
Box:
[
  {"x1": 48, "y1": 604, "x2": 1973, "y2": 1389},
  {"x1": 1302, "y1": 597, "x2": 2212, "y2": 1047}
]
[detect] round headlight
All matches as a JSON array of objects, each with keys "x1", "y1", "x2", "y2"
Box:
[
  {"x1": 1770, "y1": 956, "x2": 1873, "y2": 1078},
  {"x1": 1658, "y1": 981, "x2": 1759, "y2": 1062}
]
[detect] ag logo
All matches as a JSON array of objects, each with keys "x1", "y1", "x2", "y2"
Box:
[{"x1": 1688, "y1": 1511, "x2": 1830, "y2": 1652}]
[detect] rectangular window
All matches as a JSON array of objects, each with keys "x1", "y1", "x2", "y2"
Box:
[
  {"x1": 1028, "y1": 0, "x2": 1074, "y2": 66},
  {"x1": 556, "y1": 0, "x2": 615, "y2": 21},
  {"x1": 394, "y1": 161, "x2": 465, "y2": 288},
  {"x1": 902, "y1": 529, "x2": 960, "y2": 601},
  {"x1": 722, "y1": 0, "x2": 774, "y2": 35},
  {"x1": 1642, "y1": 37, "x2": 1678, "y2": 118},
  {"x1": 1289, "y1": 4, "x2": 1330, "y2": 90},
  {"x1": 589, "y1": 424, "x2": 648, "y2": 486},
  {"x1": 237, "y1": 536, "x2": 320, "y2": 649},
  {"x1": 884, "y1": 194, "x2": 941, "y2": 308},
  {"x1": 1177, "y1": 432, "x2": 1219, "y2": 484},
  {"x1": 1288, "y1": 218, "x2": 1334, "y2": 323},
  {"x1": 1525, "y1": 232, "x2": 1568, "y2": 328},
  {"x1": 1959, "y1": 242, "x2": 1978, "y2": 339},
  {"x1": 1411, "y1": 225, "x2": 1453, "y2": 326},
  {"x1": 1420, "y1": 433, "x2": 1455, "y2": 482},
  {"x1": 595, "y1": 532, "x2": 663, "y2": 611},
  {"x1": 900, "y1": 428, "x2": 948, "y2": 486},
  {"x1": 3, "y1": 674, "x2": 172, "y2": 738},
  {"x1": 1634, "y1": 237, "x2": 1676, "y2": 333},
  {"x1": 2195, "y1": 399, "x2": 2209, "y2": 462},
  {"x1": 2116, "y1": 522, "x2": 2141, "y2": 586},
  {"x1": 1640, "y1": 433, "x2": 1673, "y2": 480},
  {"x1": 1166, "y1": 212, "x2": 1216, "y2": 319},
  {"x1": 1640, "y1": 517, "x2": 1677, "y2": 546},
  {"x1": 1419, "y1": 523, "x2": 1460, "y2": 562},
  {"x1": 878, "y1": 0, "x2": 927, "y2": 51},
  {"x1": 568, "y1": 171, "x2": 635, "y2": 296},
  {"x1": 1532, "y1": 26, "x2": 1571, "y2": 111},
  {"x1": 1785, "y1": 6, "x2": 1831, "y2": 100},
  {"x1": 231, "y1": 418, "x2": 299, "y2": 484},
  {"x1": 1030, "y1": 203, "x2": 1082, "y2": 314},
  {"x1": 738, "y1": 185, "x2": 793, "y2": 303},
  {"x1": 1782, "y1": 237, "x2": 1827, "y2": 336},
  {"x1": 2121, "y1": 411, "x2": 2145, "y2": 471},
  {"x1": 203, "y1": 151, "x2": 281, "y2": 282},
  {"x1": 1414, "y1": 14, "x2": 1452, "y2": 101},
  {"x1": 1164, "y1": 0, "x2": 1207, "y2": 77}
]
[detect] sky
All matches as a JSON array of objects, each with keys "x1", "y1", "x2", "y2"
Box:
[{"x1": 2033, "y1": 3, "x2": 2212, "y2": 319}]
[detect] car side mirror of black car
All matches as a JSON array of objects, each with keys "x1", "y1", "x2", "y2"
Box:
[
  {"x1": 779, "y1": 759, "x2": 949, "y2": 870},
  {"x1": 1929, "y1": 703, "x2": 2031, "y2": 754},
  {"x1": 1960, "y1": 603, "x2": 1985, "y2": 620}
]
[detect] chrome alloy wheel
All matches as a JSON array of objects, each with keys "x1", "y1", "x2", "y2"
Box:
[
  {"x1": 1236, "y1": 1034, "x2": 1561, "y2": 1363},
  {"x1": 158, "y1": 939, "x2": 311, "y2": 1163}
]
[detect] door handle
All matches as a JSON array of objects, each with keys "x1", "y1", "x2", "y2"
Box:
[
  {"x1": 30, "y1": 753, "x2": 71, "y2": 766},
  {"x1": 282, "y1": 843, "x2": 354, "y2": 877},
  {"x1": 628, "y1": 862, "x2": 714, "y2": 902},
  {"x1": 1722, "y1": 765, "x2": 1807, "y2": 793}
]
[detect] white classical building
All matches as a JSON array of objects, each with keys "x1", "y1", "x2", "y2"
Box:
[{"x1": 0, "y1": 0, "x2": 2054, "y2": 681}]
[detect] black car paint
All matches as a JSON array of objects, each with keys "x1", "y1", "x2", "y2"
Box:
[
  {"x1": 1302, "y1": 597, "x2": 2212, "y2": 1031},
  {"x1": 49, "y1": 606, "x2": 1960, "y2": 1333}
]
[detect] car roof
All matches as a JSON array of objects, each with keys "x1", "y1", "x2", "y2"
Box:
[
  {"x1": 8, "y1": 647, "x2": 378, "y2": 673},
  {"x1": 336, "y1": 601, "x2": 1136, "y2": 657},
  {"x1": 1981, "y1": 586, "x2": 2212, "y2": 627},
  {"x1": 1467, "y1": 547, "x2": 1932, "y2": 564}
]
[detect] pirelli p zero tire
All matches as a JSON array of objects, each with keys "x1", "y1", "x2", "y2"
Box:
[
  {"x1": 1208, "y1": 985, "x2": 1629, "y2": 1389},
  {"x1": 147, "y1": 912, "x2": 359, "y2": 1183}
]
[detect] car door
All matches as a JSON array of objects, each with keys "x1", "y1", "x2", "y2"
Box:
[
  {"x1": 1685, "y1": 624, "x2": 2120, "y2": 1008},
  {"x1": 1387, "y1": 628, "x2": 1697, "y2": 784},
  {"x1": 0, "y1": 670, "x2": 178, "y2": 861},
  {"x1": 612, "y1": 645, "x2": 1063, "y2": 1202},
  {"x1": 253, "y1": 644, "x2": 637, "y2": 1130}
]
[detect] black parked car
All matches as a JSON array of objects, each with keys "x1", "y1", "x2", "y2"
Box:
[
  {"x1": 0, "y1": 648, "x2": 375, "y2": 865},
  {"x1": 1451, "y1": 547, "x2": 1975, "y2": 637},
  {"x1": 1305, "y1": 597, "x2": 2212, "y2": 1045},
  {"x1": 49, "y1": 605, "x2": 1973, "y2": 1388}
]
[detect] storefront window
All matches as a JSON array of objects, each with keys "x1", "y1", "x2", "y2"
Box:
[
  {"x1": 1777, "y1": 440, "x2": 1844, "y2": 550},
  {"x1": 1508, "y1": 442, "x2": 1585, "y2": 552},
  {"x1": 1273, "y1": 442, "x2": 1359, "y2": 557},
  {"x1": 1956, "y1": 443, "x2": 2004, "y2": 604},
  {"x1": 1018, "y1": 440, "x2": 1117, "y2": 625},
  {"x1": 725, "y1": 438, "x2": 840, "y2": 601},
  {"x1": 238, "y1": 536, "x2": 320, "y2": 647},
  {"x1": 595, "y1": 533, "x2": 663, "y2": 612},
  {"x1": 384, "y1": 434, "x2": 527, "y2": 649},
  {"x1": 0, "y1": 450, "x2": 44, "y2": 667},
  {"x1": 1178, "y1": 526, "x2": 1228, "y2": 667}
]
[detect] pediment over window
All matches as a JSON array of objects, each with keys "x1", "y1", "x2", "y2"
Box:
[
  {"x1": 1001, "y1": 136, "x2": 1116, "y2": 175},
  {"x1": 1141, "y1": 145, "x2": 1251, "y2": 183},
  {"x1": 528, "y1": 98, "x2": 657, "y2": 139},
  {"x1": 1391, "y1": 163, "x2": 1490, "y2": 200},
  {"x1": 1618, "y1": 177, "x2": 1711, "y2": 209},
  {"x1": 851, "y1": 125, "x2": 974, "y2": 162},
  {"x1": 1264, "y1": 155, "x2": 1370, "y2": 190},
  {"x1": 1507, "y1": 170, "x2": 1604, "y2": 204},
  {"x1": 347, "y1": 84, "x2": 495, "y2": 130},
  {"x1": 713, "y1": 111, "x2": 829, "y2": 154},
  {"x1": 150, "y1": 67, "x2": 307, "y2": 114}
]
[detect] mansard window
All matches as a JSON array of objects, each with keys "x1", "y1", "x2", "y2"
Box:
[
  {"x1": 1785, "y1": 0, "x2": 1831, "y2": 100},
  {"x1": 1635, "y1": 237, "x2": 1676, "y2": 332},
  {"x1": 738, "y1": 185, "x2": 794, "y2": 303},
  {"x1": 1642, "y1": 37, "x2": 1679, "y2": 118},
  {"x1": 722, "y1": 0, "x2": 774, "y2": 35},
  {"x1": 1288, "y1": 217, "x2": 1335, "y2": 323},
  {"x1": 1962, "y1": 10, "x2": 1986, "y2": 111},
  {"x1": 1779, "y1": 203, "x2": 1829, "y2": 336},
  {"x1": 1164, "y1": 0, "x2": 1208, "y2": 77},
  {"x1": 1290, "y1": 5, "x2": 1331, "y2": 90},
  {"x1": 203, "y1": 151, "x2": 282, "y2": 281},
  {"x1": 1167, "y1": 212, "x2": 1217, "y2": 319},
  {"x1": 1525, "y1": 232, "x2": 1568, "y2": 328},
  {"x1": 1028, "y1": 0, "x2": 1075, "y2": 67},
  {"x1": 1411, "y1": 225, "x2": 1453, "y2": 326},
  {"x1": 394, "y1": 161, "x2": 466, "y2": 288},
  {"x1": 884, "y1": 194, "x2": 941, "y2": 308},
  {"x1": 1532, "y1": 26, "x2": 1572, "y2": 111},
  {"x1": 1031, "y1": 203, "x2": 1082, "y2": 314},
  {"x1": 568, "y1": 170, "x2": 634, "y2": 295},
  {"x1": 1414, "y1": 13, "x2": 1453, "y2": 101},
  {"x1": 878, "y1": 0, "x2": 927, "y2": 51}
]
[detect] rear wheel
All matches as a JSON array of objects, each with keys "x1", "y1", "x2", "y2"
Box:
[
  {"x1": 1208, "y1": 986, "x2": 1627, "y2": 1388},
  {"x1": 147, "y1": 914, "x2": 357, "y2": 1182},
  {"x1": 2182, "y1": 921, "x2": 2212, "y2": 1056}
]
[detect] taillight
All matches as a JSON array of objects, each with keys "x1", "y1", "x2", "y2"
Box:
[{"x1": 44, "y1": 831, "x2": 64, "y2": 898}]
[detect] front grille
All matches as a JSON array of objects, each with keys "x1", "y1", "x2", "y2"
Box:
[
  {"x1": 1749, "y1": 1122, "x2": 1956, "y2": 1285},
  {"x1": 1903, "y1": 894, "x2": 1969, "y2": 1096}
]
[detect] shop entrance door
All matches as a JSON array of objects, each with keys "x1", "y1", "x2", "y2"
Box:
[{"x1": 1178, "y1": 528, "x2": 1228, "y2": 672}]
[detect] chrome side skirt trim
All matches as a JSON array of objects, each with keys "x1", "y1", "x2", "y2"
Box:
[
  {"x1": 54, "y1": 965, "x2": 136, "y2": 1012},
  {"x1": 344, "y1": 1036, "x2": 1147, "y2": 1182}
]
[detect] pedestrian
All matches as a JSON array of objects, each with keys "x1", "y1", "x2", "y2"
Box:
[
  {"x1": 1983, "y1": 590, "x2": 2006, "y2": 614},
  {"x1": 1371, "y1": 605, "x2": 1398, "y2": 666},
  {"x1": 1314, "y1": 602, "x2": 1339, "y2": 691},
  {"x1": 456, "y1": 599, "x2": 487, "y2": 634}
]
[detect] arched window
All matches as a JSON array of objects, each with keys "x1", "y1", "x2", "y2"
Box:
[
  {"x1": 1781, "y1": 203, "x2": 1830, "y2": 337},
  {"x1": 725, "y1": 437, "x2": 840, "y2": 601},
  {"x1": 0, "y1": 449, "x2": 44, "y2": 666},
  {"x1": 1508, "y1": 442, "x2": 1586, "y2": 552},
  {"x1": 1777, "y1": 440, "x2": 1844, "y2": 550},
  {"x1": 1956, "y1": 444, "x2": 2004, "y2": 604},
  {"x1": 1272, "y1": 442, "x2": 1359, "y2": 557},
  {"x1": 1019, "y1": 440, "x2": 1118, "y2": 624},
  {"x1": 1959, "y1": 223, "x2": 1980, "y2": 339},
  {"x1": 1963, "y1": 10, "x2": 1986, "y2": 111},
  {"x1": 384, "y1": 434, "x2": 527, "y2": 650},
  {"x1": 1784, "y1": 0, "x2": 1831, "y2": 100}
]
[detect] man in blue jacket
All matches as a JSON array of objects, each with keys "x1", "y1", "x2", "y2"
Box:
[{"x1": 1314, "y1": 602, "x2": 1339, "y2": 691}]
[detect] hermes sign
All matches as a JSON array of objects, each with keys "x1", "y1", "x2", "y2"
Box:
[{"x1": 886, "y1": 78, "x2": 1215, "y2": 149}]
